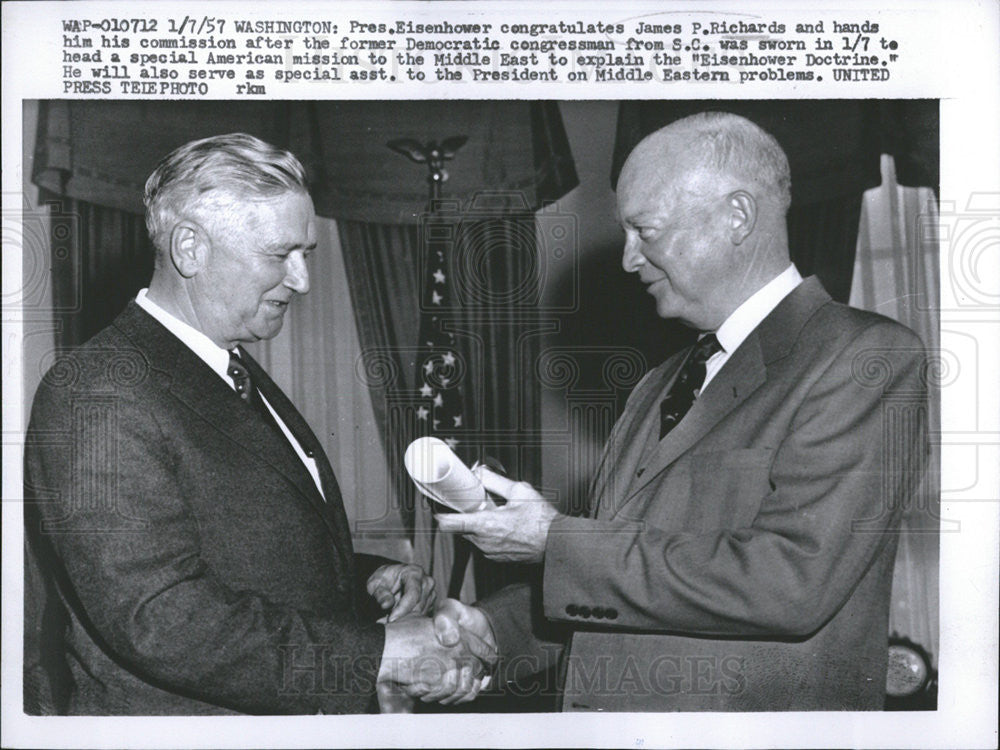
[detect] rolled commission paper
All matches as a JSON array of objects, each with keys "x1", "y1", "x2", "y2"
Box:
[{"x1": 403, "y1": 437, "x2": 493, "y2": 513}]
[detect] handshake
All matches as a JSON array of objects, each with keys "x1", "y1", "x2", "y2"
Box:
[
  {"x1": 377, "y1": 598, "x2": 497, "y2": 708},
  {"x1": 368, "y1": 468, "x2": 559, "y2": 710},
  {"x1": 366, "y1": 563, "x2": 496, "y2": 709}
]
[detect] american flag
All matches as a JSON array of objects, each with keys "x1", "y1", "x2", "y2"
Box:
[{"x1": 414, "y1": 236, "x2": 469, "y2": 454}]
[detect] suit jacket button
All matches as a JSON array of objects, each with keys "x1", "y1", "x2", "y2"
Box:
[
  {"x1": 566, "y1": 604, "x2": 578, "y2": 616},
  {"x1": 591, "y1": 607, "x2": 605, "y2": 619},
  {"x1": 607, "y1": 608, "x2": 618, "y2": 620},
  {"x1": 305, "y1": 449, "x2": 315, "y2": 458},
  {"x1": 578, "y1": 605, "x2": 592, "y2": 618}
]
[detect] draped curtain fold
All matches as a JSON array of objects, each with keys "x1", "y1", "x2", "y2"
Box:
[
  {"x1": 40, "y1": 189, "x2": 154, "y2": 349},
  {"x1": 294, "y1": 101, "x2": 576, "y2": 224},
  {"x1": 329, "y1": 103, "x2": 578, "y2": 599},
  {"x1": 33, "y1": 101, "x2": 294, "y2": 216},
  {"x1": 339, "y1": 214, "x2": 546, "y2": 600},
  {"x1": 850, "y1": 155, "x2": 941, "y2": 668}
]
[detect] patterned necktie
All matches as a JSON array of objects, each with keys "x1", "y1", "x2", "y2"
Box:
[
  {"x1": 227, "y1": 350, "x2": 283, "y2": 435},
  {"x1": 659, "y1": 334, "x2": 723, "y2": 439}
]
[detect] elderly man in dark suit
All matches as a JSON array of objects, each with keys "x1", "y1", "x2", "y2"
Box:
[
  {"x1": 434, "y1": 112, "x2": 928, "y2": 711},
  {"x1": 24, "y1": 133, "x2": 489, "y2": 714}
]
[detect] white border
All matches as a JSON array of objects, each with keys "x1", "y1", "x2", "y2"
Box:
[{"x1": 3, "y1": 2, "x2": 998, "y2": 748}]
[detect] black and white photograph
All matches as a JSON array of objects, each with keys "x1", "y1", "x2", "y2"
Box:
[{"x1": 3, "y1": 2, "x2": 997, "y2": 749}]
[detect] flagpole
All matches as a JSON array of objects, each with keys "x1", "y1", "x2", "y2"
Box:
[{"x1": 387, "y1": 136, "x2": 475, "y2": 602}]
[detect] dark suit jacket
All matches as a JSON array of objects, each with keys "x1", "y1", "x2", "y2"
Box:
[
  {"x1": 480, "y1": 278, "x2": 928, "y2": 711},
  {"x1": 24, "y1": 302, "x2": 390, "y2": 715}
]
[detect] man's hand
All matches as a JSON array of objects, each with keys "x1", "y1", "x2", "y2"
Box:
[
  {"x1": 366, "y1": 563, "x2": 435, "y2": 622},
  {"x1": 433, "y1": 598, "x2": 497, "y2": 665},
  {"x1": 378, "y1": 615, "x2": 489, "y2": 704},
  {"x1": 435, "y1": 468, "x2": 560, "y2": 563},
  {"x1": 431, "y1": 598, "x2": 497, "y2": 701}
]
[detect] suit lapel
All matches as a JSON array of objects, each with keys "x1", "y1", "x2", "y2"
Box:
[
  {"x1": 113, "y1": 303, "x2": 350, "y2": 553},
  {"x1": 587, "y1": 355, "x2": 683, "y2": 519},
  {"x1": 635, "y1": 338, "x2": 767, "y2": 495},
  {"x1": 239, "y1": 348, "x2": 356, "y2": 580},
  {"x1": 606, "y1": 277, "x2": 832, "y2": 516}
]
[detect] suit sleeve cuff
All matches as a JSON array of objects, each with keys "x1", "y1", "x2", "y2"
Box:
[{"x1": 543, "y1": 514, "x2": 644, "y2": 625}]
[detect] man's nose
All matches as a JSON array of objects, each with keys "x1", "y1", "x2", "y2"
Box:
[
  {"x1": 284, "y1": 253, "x2": 310, "y2": 295},
  {"x1": 621, "y1": 233, "x2": 644, "y2": 273}
]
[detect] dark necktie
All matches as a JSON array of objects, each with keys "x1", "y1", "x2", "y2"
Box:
[
  {"x1": 229, "y1": 351, "x2": 341, "y2": 525},
  {"x1": 659, "y1": 334, "x2": 723, "y2": 439},
  {"x1": 227, "y1": 349, "x2": 284, "y2": 437}
]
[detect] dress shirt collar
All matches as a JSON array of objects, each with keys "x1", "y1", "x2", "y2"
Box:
[
  {"x1": 713, "y1": 264, "x2": 803, "y2": 355},
  {"x1": 135, "y1": 288, "x2": 233, "y2": 387}
]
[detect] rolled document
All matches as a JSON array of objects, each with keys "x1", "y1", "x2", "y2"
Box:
[{"x1": 404, "y1": 437, "x2": 494, "y2": 512}]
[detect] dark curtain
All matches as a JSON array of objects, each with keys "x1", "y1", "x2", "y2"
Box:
[
  {"x1": 879, "y1": 99, "x2": 939, "y2": 194},
  {"x1": 785, "y1": 192, "x2": 865, "y2": 304},
  {"x1": 41, "y1": 190, "x2": 154, "y2": 349},
  {"x1": 338, "y1": 220, "x2": 423, "y2": 536},
  {"x1": 340, "y1": 210, "x2": 549, "y2": 598},
  {"x1": 33, "y1": 100, "x2": 294, "y2": 216},
  {"x1": 434, "y1": 212, "x2": 545, "y2": 596},
  {"x1": 330, "y1": 103, "x2": 577, "y2": 599},
  {"x1": 294, "y1": 101, "x2": 576, "y2": 224}
]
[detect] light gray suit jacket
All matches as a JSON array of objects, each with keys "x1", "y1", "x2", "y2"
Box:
[{"x1": 480, "y1": 277, "x2": 928, "y2": 711}]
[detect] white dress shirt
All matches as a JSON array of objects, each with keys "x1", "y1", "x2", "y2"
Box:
[
  {"x1": 135, "y1": 289, "x2": 325, "y2": 499},
  {"x1": 701, "y1": 264, "x2": 804, "y2": 391}
]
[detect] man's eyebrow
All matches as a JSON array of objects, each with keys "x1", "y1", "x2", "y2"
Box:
[
  {"x1": 620, "y1": 211, "x2": 660, "y2": 226},
  {"x1": 270, "y1": 241, "x2": 318, "y2": 252}
]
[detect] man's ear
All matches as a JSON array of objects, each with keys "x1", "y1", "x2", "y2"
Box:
[
  {"x1": 727, "y1": 190, "x2": 757, "y2": 245},
  {"x1": 168, "y1": 221, "x2": 209, "y2": 278}
]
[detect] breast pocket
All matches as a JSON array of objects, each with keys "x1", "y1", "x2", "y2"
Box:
[{"x1": 685, "y1": 448, "x2": 775, "y2": 532}]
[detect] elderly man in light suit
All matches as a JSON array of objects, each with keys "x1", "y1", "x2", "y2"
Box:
[
  {"x1": 435, "y1": 112, "x2": 928, "y2": 711},
  {"x1": 24, "y1": 133, "x2": 490, "y2": 714}
]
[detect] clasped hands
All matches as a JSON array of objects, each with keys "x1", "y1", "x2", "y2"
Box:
[
  {"x1": 370, "y1": 470, "x2": 557, "y2": 706},
  {"x1": 367, "y1": 565, "x2": 497, "y2": 705},
  {"x1": 377, "y1": 599, "x2": 497, "y2": 705}
]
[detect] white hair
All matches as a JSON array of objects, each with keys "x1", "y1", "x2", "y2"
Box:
[{"x1": 143, "y1": 133, "x2": 308, "y2": 254}]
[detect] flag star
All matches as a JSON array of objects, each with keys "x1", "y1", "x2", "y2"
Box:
[
  {"x1": 440, "y1": 377, "x2": 450, "y2": 387},
  {"x1": 419, "y1": 383, "x2": 433, "y2": 398},
  {"x1": 433, "y1": 394, "x2": 444, "y2": 407},
  {"x1": 426, "y1": 340, "x2": 435, "y2": 347},
  {"x1": 433, "y1": 419, "x2": 441, "y2": 429},
  {"x1": 452, "y1": 415, "x2": 463, "y2": 427},
  {"x1": 437, "y1": 251, "x2": 445, "y2": 260},
  {"x1": 442, "y1": 351, "x2": 456, "y2": 366},
  {"x1": 415, "y1": 406, "x2": 430, "y2": 421},
  {"x1": 431, "y1": 290, "x2": 443, "y2": 305},
  {"x1": 433, "y1": 269, "x2": 446, "y2": 284},
  {"x1": 445, "y1": 438, "x2": 459, "y2": 449},
  {"x1": 423, "y1": 360, "x2": 434, "y2": 375}
]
